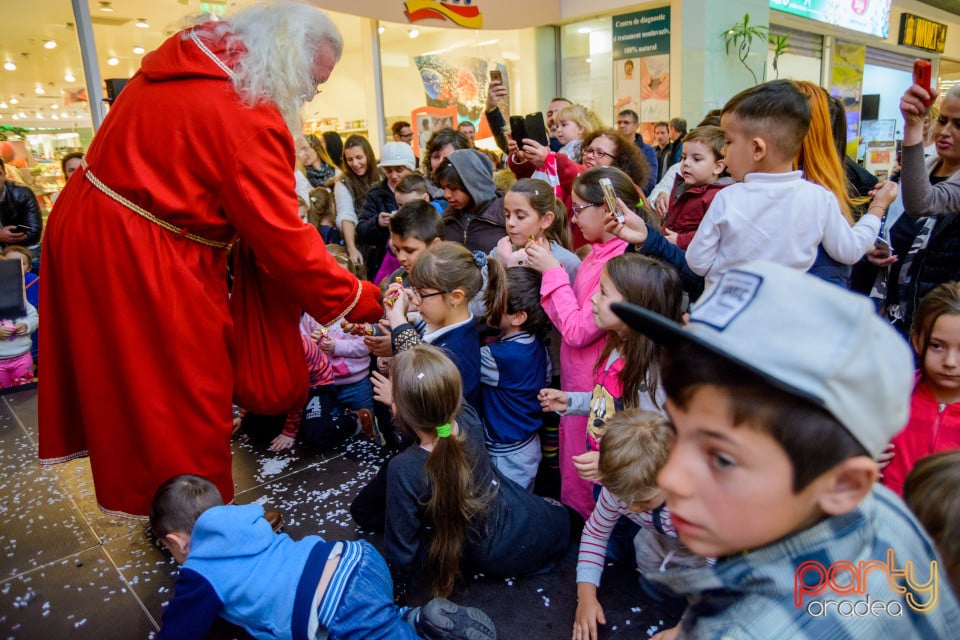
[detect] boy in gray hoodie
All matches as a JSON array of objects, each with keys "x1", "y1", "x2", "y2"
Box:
[{"x1": 435, "y1": 149, "x2": 506, "y2": 254}]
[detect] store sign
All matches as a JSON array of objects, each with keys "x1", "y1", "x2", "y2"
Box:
[
  {"x1": 899, "y1": 13, "x2": 947, "y2": 54},
  {"x1": 769, "y1": 0, "x2": 892, "y2": 39},
  {"x1": 404, "y1": 0, "x2": 483, "y2": 29},
  {"x1": 611, "y1": 8, "x2": 671, "y2": 124}
]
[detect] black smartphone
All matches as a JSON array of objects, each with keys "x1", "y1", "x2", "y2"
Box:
[
  {"x1": 11, "y1": 225, "x2": 30, "y2": 234},
  {"x1": 489, "y1": 69, "x2": 503, "y2": 84},
  {"x1": 509, "y1": 116, "x2": 527, "y2": 144},
  {"x1": 524, "y1": 112, "x2": 550, "y2": 147}
]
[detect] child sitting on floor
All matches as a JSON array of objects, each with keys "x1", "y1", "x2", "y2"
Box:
[{"x1": 150, "y1": 474, "x2": 495, "y2": 640}]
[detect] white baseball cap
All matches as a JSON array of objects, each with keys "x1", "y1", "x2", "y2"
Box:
[
  {"x1": 613, "y1": 261, "x2": 914, "y2": 458},
  {"x1": 378, "y1": 142, "x2": 417, "y2": 172}
]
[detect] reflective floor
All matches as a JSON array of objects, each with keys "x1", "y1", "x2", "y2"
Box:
[{"x1": 0, "y1": 387, "x2": 682, "y2": 639}]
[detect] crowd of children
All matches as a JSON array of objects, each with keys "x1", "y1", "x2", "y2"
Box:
[{"x1": 147, "y1": 75, "x2": 960, "y2": 639}]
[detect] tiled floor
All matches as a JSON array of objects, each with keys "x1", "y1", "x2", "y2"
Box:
[{"x1": 0, "y1": 387, "x2": 682, "y2": 639}]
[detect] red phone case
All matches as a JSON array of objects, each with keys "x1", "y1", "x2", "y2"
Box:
[{"x1": 913, "y1": 60, "x2": 932, "y2": 106}]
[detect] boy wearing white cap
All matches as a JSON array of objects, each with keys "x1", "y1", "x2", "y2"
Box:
[
  {"x1": 356, "y1": 142, "x2": 417, "y2": 278},
  {"x1": 612, "y1": 261, "x2": 960, "y2": 638}
]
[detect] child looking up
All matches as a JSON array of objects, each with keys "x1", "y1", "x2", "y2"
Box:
[
  {"x1": 538, "y1": 254, "x2": 682, "y2": 483},
  {"x1": 436, "y1": 149, "x2": 506, "y2": 255},
  {"x1": 525, "y1": 166, "x2": 631, "y2": 518},
  {"x1": 685, "y1": 80, "x2": 886, "y2": 288},
  {"x1": 662, "y1": 125, "x2": 732, "y2": 249},
  {"x1": 614, "y1": 261, "x2": 960, "y2": 636},
  {"x1": 882, "y1": 281, "x2": 960, "y2": 494},
  {"x1": 574, "y1": 409, "x2": 707, "y2": 640},
  {"x1": 481, "y1": 262, "x2": 552, "y2": 489},
  {"x1": 389, "y1": 199, "x2": 445, "y2": 280},
  {"x1": 493, "y1": 178, "x2": 580, "y2": 283},
  {"x1": 150, "y1": 474, "x2": 495, "y2": 640},
  {"x1": 383, "y1": 345, "x2": 570, "y2": 599}
]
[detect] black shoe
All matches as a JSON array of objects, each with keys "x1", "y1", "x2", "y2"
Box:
[{"x1": 412, "y1": 598, "x2": 496, "y2": 640}]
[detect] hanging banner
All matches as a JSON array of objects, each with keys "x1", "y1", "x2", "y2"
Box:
[
  {"x1": 830, "y1": 41, "x2": 866, "y2": 151},
  {"x1": 611, "y1": 7, "x2": 671, "y2": 125}
]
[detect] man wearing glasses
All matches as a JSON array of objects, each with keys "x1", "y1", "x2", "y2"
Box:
[
  {"x1": 616, "y1": 109, "x2": 658, "y2": 195},
  {"x1": 392, "y1": 121, "x2": 418, "y2": 166}
]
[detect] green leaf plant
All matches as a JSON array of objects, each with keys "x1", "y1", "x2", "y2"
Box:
[{"x1": 721, "y1": 13, "x2": 791, "y2": 85}]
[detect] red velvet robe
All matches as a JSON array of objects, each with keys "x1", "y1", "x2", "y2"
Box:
[{"x1": 38, "y1": 25, "x2": 382, "y2": 517}]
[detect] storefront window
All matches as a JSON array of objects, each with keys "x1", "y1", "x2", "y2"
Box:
[{"x1": 560, "y1": 18, "x2": 613, "y2": 125}]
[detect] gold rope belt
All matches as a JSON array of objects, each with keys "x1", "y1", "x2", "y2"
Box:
[{"x1": 81, "y1": 162, "x2": 232, "y2": 251}]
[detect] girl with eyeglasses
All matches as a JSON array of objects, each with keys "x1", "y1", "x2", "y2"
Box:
[
  {"x1": 510, "y1": 128, "x2": 650, "y2": 248},
  {"x1": 523, "y1": 167, "x2": 634, "y2": 519}
]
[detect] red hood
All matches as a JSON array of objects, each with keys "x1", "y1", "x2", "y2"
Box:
[{"x1": 140, "y1": 23, "x2": 244, "y2": 83}]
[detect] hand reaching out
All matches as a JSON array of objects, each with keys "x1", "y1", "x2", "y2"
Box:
[
  {"x1": 603, "y1": 198, "x2": 648, "y2": 245},
  {"x1": 524, "y1": 237, "x2": 561, "y2": 273},
  {"x1": 538, "y1": 388, "x2": 569, "y2": 413},
  {"x1": 269, "y1": 434, "x2": 295, "y2": 451}
]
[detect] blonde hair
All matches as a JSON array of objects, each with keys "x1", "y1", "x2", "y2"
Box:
[
  {"x1": 554, "y1": 104, "x2": 604, "y2": 137},
  {"x1": 598, "y1": 409, "x2": 671, "y2": 503},
  {"x1": 196, "y1": 1, "x2": 343, "y2": 144}
]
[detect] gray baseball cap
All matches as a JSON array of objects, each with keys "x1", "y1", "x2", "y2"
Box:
[{"x1": 612, "y1": 261, "x2": 914, "y2": 458}]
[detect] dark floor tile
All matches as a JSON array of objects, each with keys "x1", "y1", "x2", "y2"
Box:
[
  {"x1": 53, "y1": 458, "x2": 150, "y2": 544},
  {"x1": 3, "y1": 387, "x2": 37, "y2": 439},
  {"x1": 0, "y1": 546, "x2": 157, "y2": 639},
  {"x1": 229, "y1": 433, "x2": 343, "y2": 495}
]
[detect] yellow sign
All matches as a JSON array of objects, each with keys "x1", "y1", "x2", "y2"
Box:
[
  {"x1": 404, "y1": 0, "x2": 483, "y2": 29},
  {"x1": 899, "y1": 13, "x2": 947, "y2": 54}
]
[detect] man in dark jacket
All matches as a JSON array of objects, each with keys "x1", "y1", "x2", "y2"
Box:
[
  {"x1": 0, "y1": 159, "x2": 43, "y2": 252},
  {"x1": 435, "y1": 149, "x2": 506, "y2": 254},
  {"x1": 616, "y1": 110, "x2": 658, "y2": 195}
]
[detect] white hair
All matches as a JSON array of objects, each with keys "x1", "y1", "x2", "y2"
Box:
[{"x1": 192, "y1": 1, "x2": 342, "y2": 143}]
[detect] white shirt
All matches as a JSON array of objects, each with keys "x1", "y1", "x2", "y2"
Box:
[{"x1": 685, "y1": 171, "x2": 880, "y2": 289}]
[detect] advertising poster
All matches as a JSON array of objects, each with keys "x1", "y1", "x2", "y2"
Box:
[
  {"x1": 769, "y1": 0, "x2": 892, "y2": 38},
  {"x1": 830, "y1": 41, "x2": 866, "y2": 149},
  {"x1": 413, "y1": 56, "x2": 504, "y2": 140},
  {"x1": 611, "y1": 8, "x2": 670, "y2": 124}
]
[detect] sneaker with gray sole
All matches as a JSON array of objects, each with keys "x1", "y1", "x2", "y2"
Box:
[{"x1": 410, "y1": 598, "x2": 496, "y2": 640}]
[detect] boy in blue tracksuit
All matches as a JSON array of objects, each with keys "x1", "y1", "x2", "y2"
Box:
[{"x1": 151, "y1": 474, "x2": 496, "y2": 640}]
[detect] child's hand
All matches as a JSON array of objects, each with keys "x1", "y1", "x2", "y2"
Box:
[
  {"x1": 371, "y1": 370, "x2": 393, "y2": 406},
  {"x1": 341, "y1": 320, "x2": 371, "y2": 337},
  {"x1": 377, "y1": 211, "x2": 393, "y2": 228},
  {"x1": 385, "y1": 282, "x2": 410, "y2": 327},
  {"x1": 0, "y1": 325, "x2": 14, "y2": 340},
  {"x1": 232, "y1": 416, "x2": 243, "y2": 435},
  {"x1": 13, "y1": 322, "x2": 28, "y2": 336},
  {"x1": 519, "y1": 138, "x2": 549, "y2": 168},
  {"x1": 573, "y1": 585, "x2": 605, "y2": 640},
  {"x1": 537, "y1": 388, "x2": 569, "y2": 413},
  {"x1": 876, "y1": 442, "x2": 895, "y2": 478},
  {"x1": 364, "y1": 322, "x2": 394, "y2": 358},
  {"x1": 654, "y1": 192, "x2": 669, "y2": 218},
  {"x1": 573, "y1": 451, "x2": 600, "y2": 481},
  {"x1": 319, "y1": 334, "x2": 335, "y2": 353},
  {"x1": 524, "y1": 237, "x2": 561, "y2": 273},
  {"x1": 269, "y1": 434, "x2": 295, "y2": 451},
  {"x1": 603, "y1": 199, "x2": 648, "y2": 245},
  {"x1": 377, "y1": 356, "x2": 391, "y2": 375},
  {"x1": 663, "y1": 228, "x2": 679, "y2": 246},
  {"x1": 651, "y1": 625, "x2": 680, "y2": 640},
  {"x1": 867, "y1": 181, "x2": 899, "y2": 213}
]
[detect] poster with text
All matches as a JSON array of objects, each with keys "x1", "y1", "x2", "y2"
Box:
[{"x1": 612, "y1": 8, "x2": 670, "y2": 124}]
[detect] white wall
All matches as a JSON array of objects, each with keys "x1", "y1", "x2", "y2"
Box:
[{"x1": 862, "y1": 64, "x2": 913, "y2": 138}]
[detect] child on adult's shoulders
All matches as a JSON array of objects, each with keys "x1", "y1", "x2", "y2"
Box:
[{"x1": 614, "y1": 261, "x2": 960, "y2": 638}]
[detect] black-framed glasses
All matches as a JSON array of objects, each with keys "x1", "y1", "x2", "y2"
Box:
[
  {"x1": 570, "y1": 202, "x2": 602, "y2": 216},
  {"x1": 584, "y1": 147, "x2": 616, "y2": 161},
  {"x1": 414, "y1": 289, "x2": 448, "y2": 301}
]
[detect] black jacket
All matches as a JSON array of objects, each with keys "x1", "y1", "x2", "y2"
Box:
[
  {"x1": 356, "y1": 178, "x2": 398, "y2": 281},
  {"x1": 0, "y1": 181, "x2": 43, "y2": 246}
]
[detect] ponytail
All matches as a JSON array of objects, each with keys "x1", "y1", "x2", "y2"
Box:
[{"x1": 391, "y1": 345, "x2": 490, "y2": 597}]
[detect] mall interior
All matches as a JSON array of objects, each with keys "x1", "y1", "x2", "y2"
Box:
[{"x1": 1, "y1": 0, "x2": 959, "y2": 638}]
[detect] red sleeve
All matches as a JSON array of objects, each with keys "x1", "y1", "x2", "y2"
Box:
[
  {"x1": 221, "y1": 125, "x2": 382, "y2": 326},
  {"x1": 507, "y1": 153, "x2": 535, "y2": 179},
  {"x1": 675, "y1": 230, "x2": 696, "y2": 250},
  {"x1": 556, "y1": 155, "x2": 585, "y2": 202}
]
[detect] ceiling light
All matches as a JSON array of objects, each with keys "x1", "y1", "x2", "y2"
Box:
[
  {"x1": 35, "y1": 86, "x2": 44, "y2": 95},
  {"x1": 64, "y1": 71, "x2": 75, "y2": 82},
  {"x1": 378, "y1": 26, "x2": 385, "y2": 34},
  {"x1": 51, "y1": 114, "x2": 58, "y2": 120},
  {"x1": 35, "y1": 112, "x2": 44, "y2": 120},
  {"x1": 408, "y1": 28, "x2": 420, "y2": 39},
  {"x1": 10, "y1": 97, "x2": 17, "y2": 105},
  {"x1": 99, "y1": 1, "x2": 114, "y2": 12},
  {"x1": 0, "y1": 102, "x2": 6, "y2": 109},
  {"x1": 578, "y1": 27, "x2": 591, "y2": 34},
  {"x1": 11, "y1": 114, "x2": 18, "y2": 121},
  {"x1": 3, "y1": 61, "x2": 15, "y2": 71},
  {"x1": 132, "y1": 45, "x2": 145, "y2": 55},
  {"x1": 107, "y1": 56, "x2": 119, "y2": 66},
  {"x1": 135, "y1": 19, "x2": 149, "y2": 28},
  {"x1": 18, "y1": 112, "x2": 26, "y2": 118},
  {"x1": 44, "y1": 40, "x2": 58, "y2": 50},
  {"x1": 51, "y1": 103, "x2": 58, "y2": 110}
]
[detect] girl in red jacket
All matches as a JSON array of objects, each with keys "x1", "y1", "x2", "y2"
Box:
[{"x1": 883, "y1": 281, "x2": 960, "y2": 494}]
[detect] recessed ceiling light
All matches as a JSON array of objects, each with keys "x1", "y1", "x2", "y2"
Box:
[
  {"x1": 51, "y1": 103, "x2": 58, "y2": 110},
  {"x1": 3, "y1": 61, "x2": 15, "y2": 71},
  {"x1": 99, "y1": 1, "x2": 114, "y2": 12},
  {"x1": 378, "y1": 26, "x2": 385, "y2": 34},
  {"x1": 132, "y1": 45, "x2": 145, "y2": 55},
  {"x1": 107, "y1": 56, "x2": 119, "y2": 66},
  {"x1": 10, "y1": 97, "x2": 18, "y2": 105},
  {"x1": 51, "y1": 114, "x2": 58, "y2": 120},
  {"x1": 64, "y1": 71, "x2": 76, "y2": 82},
  {"x1": 135, "y1": 19, "x2": 149, "y2": 28},
  {"x1": 11, "y1": 114, "x2": 18, "y2": 120},
  {"x1": 0, "y1": 102, "x2": 6, "y2": 109},
  {"x1": 35, "y1": 112, "x2": 44, "y2": 120},
  {"x1": 35, "y1": 86, "x2": 44, "y2": 95},
  {"x1": 44, "y1": 40, "x2": 57, "y2": 50},
  {"x1": 408, "y1": 28, "x2": 419, "y2": 39}
]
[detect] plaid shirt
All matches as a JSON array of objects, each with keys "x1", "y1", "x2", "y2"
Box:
[{"x1": 648, "y1": 486, "x2": 960, "y2": 639}]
